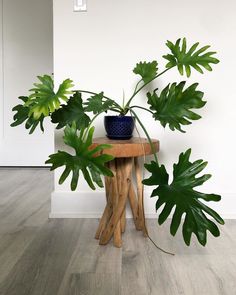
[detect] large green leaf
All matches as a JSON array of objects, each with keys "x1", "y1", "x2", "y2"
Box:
[
  {"x1": 133, "y1": 61, "x2": 158, "y2": 83},
  {"x1": 11, "y1": 96, "x2": 45, "y2": 134},
  {"x1": 51, "y1": 91, "x2": 90, "y2": 129},
  {"x1": 84, "y1": 92, "x2": 115, "y2": 114},
  {"x1": 25, "y1": 75, "x2": 74, "y2": 120},
  {"x1": 147, "y1": 81, "x2": 206, "y2": 132},
  {"x1": 143, "y1": 149, "x2": 224, "y2": 246},
  {"x1": 163, "y1": 38, "x2": 219, "y2": 77},
  {"x1": 46, "y1": 123, "x2": 114, "y2": 191}
]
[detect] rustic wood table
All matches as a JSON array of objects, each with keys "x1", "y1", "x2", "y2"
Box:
[{"x1": 90, "y1": 137, "x2": 159, "y2": 248}]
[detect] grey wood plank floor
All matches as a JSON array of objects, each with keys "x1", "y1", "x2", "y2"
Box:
[{"x1": 0, "y1": 168, "x2": 236, "y2": 295}]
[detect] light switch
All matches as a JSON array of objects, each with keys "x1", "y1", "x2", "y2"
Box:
[{"x1": 74, "y1": 0, "x2": 87, "y2": 12}]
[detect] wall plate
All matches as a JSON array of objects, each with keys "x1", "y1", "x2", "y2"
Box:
[{"x1": 74, "y1": 0, "x2": 87, "y2": 12}]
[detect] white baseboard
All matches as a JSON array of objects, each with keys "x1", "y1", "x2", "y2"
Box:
[
  {"x1": 49, "y1": 212, "x2": 236, "y2": 219},
  {"x1": 49, "y1": 212, "x2": 160, "y2": 218},
  {"x1": 50, "y1": 190, "x2": 236, "y2": 219}
]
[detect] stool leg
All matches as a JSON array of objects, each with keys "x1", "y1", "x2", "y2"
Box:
[
  {"x1": 110, "y1": 160, "x2": 122, "y2": 248},
  {"x1": 116, "y1": 158, "x2": 127, "y2": 233},
  {"x1": 95, "y1": 175, "x2": 112, "y2": 239},
  {"x1": 121, "y1": 209, "x2": 126, "y2": 233},
  {"x1": 99, "y1": 158, "x2": 133, "y2": 245},
  {"x1": 134, "y1": 157, "x2": 148, "y2": 236},
  {"x1": 128, "y1": 182, "x2": 140, "y2": 230}
]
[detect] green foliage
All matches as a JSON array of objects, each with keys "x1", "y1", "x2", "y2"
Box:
[
  {"x1": 10, "y1": 39, "x2": 223, "y2": 247},
  {"x1": 143, "y1": 149, "x2": 224, "y2": 246},
  {"x1": 133, "y1": 61, "x2": 158, "y2": 83},
  {"x1": 147, "y1": 81, "x2": 206, "y2": 132},
  {"x1": 11, "y1": 96, "x2": 45, "y2": 134},
  {"x1": 51, "y1": 91, "x2": 90, "y2": 129},
  {"x1": 163, "y1": 38, "x2": 219, "y2": 77},
  {"x1": 84, "y1": 92, "x2": 115, "y2": 114},
  {"x1": 46, "y1": 123, "x2": 114, "y2": 191},
  {"x1": 25, "y1": 75, "x2": 74, "y2": 120}
]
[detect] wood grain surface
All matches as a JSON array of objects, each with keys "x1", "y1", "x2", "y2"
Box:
[{"x1": 90, "y1": 137, "x2": 159, "y2": 158}]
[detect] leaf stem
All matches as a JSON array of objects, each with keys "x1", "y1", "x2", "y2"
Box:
[
  {"x1": 82, "y1": 112, "x2": 102, "y2": 141},
  {"x1": 130, "y1": 105, "x2": 154, "y2": 115},
  {"x1": 130, "y1": 109, "x2": 158, "y2": 163},
  {"x1": 125, "y1": 68, "x2": 170, "y2": 108},
  {"x1": 109, "y1": 108, "x2": 123, "y2": 114},
  {"x1": 133, "y1": 79, "x2": 142, "y2": 94}
]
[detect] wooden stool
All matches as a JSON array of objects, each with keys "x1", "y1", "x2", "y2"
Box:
[{"x1": 91, "y1": 137, "x2": 159, "y2": 248}]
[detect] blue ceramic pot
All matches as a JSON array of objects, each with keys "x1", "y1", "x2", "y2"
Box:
[{"x1": 104, "y1": 116, "x2": 135, "y2": 140}]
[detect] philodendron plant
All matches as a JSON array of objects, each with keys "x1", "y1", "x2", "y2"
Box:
[{"x1": 11, "y1": 38, "x2": 224, "y2": 246}]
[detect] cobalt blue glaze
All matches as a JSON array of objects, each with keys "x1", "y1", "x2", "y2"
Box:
[{"x1": 104, "y1": 116, "x2": 135, "y2": 140}]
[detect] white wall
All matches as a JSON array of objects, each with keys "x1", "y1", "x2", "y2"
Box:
[
  {"x1": 0, "y1": 0, "x2": 3, "y2": 134},
  {"x1": 0, "y1": 0, "x2": 54, "y2": 166},
  {"x1": 52, "y1": 0, "x2": 236, "y2": 218}
]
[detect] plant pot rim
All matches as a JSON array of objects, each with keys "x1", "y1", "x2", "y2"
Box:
[{"x1": 104, "y1": 115, "x2": 134, "y2": 118}]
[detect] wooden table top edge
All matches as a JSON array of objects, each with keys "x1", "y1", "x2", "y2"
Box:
[{"x1": 90, "y1": 137, "x2": 160, "y2": 158}]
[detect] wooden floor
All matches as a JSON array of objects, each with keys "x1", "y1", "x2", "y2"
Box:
[{"x1": 0, "y1": 169, "x2": 236, "y2": 295}]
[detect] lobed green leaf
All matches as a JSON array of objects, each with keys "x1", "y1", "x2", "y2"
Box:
[
  {"x1": 26, "y1": 75, "x2": 74, "y2": 120},
  {"x1": 11, "y1": 96, "x2": 45, "y2": 133},
  {"x1": 143, "y1": 149, "x2": 224, "y2": 246},
  {"x1": 163, "y1": 38, "x2": 219, "y2": 77},
  {"x1": 147, "y1": 82, "x2": 206, "y2": 132},
  {"x1": 46, "y1": 125, "x2": 114, "y2": 191},
  {"x1": 133, "y1": 61, "x2": 158, "y2": 83},
  {"x1": 51, "y1": 91, "x2": 90, "y2": 130},
  {"x1": 84, "y1": 92, "x2": 115, "y2": 114}
]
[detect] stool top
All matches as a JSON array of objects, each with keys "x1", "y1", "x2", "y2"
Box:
[{"x1": 91, "y1": 137, "x2": 159, "y2": 158}]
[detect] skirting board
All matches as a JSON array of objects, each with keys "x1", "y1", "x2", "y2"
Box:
[{"x1": 50, "y1": 191, "x2": 236, "y2": 219}]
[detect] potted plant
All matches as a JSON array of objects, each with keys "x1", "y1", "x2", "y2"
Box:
[{"x1": 11, "y1": 38, "x2": 224, "y2": 246}]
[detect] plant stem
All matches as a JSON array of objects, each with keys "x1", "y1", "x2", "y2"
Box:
[
  {"x1": 109, "y1": 108, "x2": 124, "y2": 114},
  {"x1": 122, "y1": 89, "x2": 125, "y2": 109},
  {"x1": 133, "y1": 79, "x2": 142, "y2": 94},
  {"x1": 75, "y1": 89, "x2": 109, "y2": 99},
  {"x1": 125, "y1": 68, "x2": 170, "y2": 108},
  {"x1": 130, "y1": 109, "x2": 158, "y2": 163},
  {"x1": 130, "y1": 105, "x2": 154, "y2": 115},
  {"x1": 82, "y1": 112, "x2": 102, "y2": 141}
]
